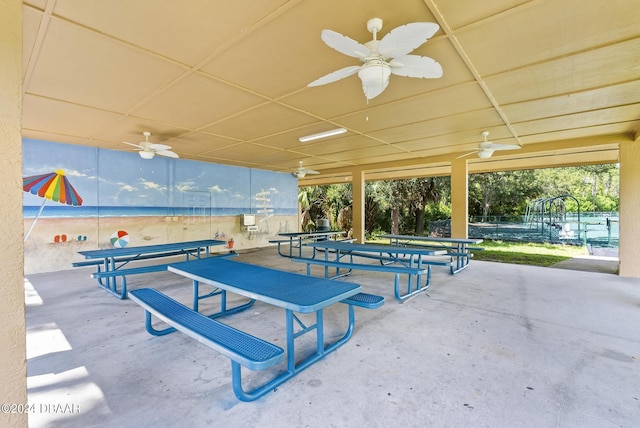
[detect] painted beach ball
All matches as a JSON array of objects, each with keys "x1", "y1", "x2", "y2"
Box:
[{"x1": 110, "y1": 230, "x2": 129, "y2": 248}]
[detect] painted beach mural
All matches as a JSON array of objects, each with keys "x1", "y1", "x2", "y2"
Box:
[{"x1": 23, "y1": 139, "x2": 298, "y2": 274}]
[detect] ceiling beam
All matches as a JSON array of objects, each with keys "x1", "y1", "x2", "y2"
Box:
[
  {"x1": 469, "y1": 147, "x2": 620, "y2": 173},
  {"x1": 423, "y1": 0, "x2": 522, "y2": 146},
  {"x1": 297, "y1": 134, "x2": 627, "y2": 185}
]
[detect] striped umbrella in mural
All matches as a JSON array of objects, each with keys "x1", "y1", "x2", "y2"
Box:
[{"x1": 23, "y1": 169, "x2": 83, "y2": 241}]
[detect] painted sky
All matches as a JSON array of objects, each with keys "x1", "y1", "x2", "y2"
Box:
[{"x1": 22, "y1": 139, "x2": 297, "y2": 212}]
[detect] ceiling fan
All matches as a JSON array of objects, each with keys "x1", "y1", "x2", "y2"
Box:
[
  {"x1": 292, "y1": 161, "x2": 319, "y2": 178},
  {"x1": 308, "y1": 18, "x2": 443, "y2": 100},
  {"x1": 458, "y1": 131, "x2": 521, "y2": 159},
  {"x1": 123, "y1": 132, "x2": 179, "y2": 160}
]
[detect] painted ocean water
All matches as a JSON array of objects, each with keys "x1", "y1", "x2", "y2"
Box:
[{"x1": 23, "y1": 205, "x2": 297, "y2": 219}]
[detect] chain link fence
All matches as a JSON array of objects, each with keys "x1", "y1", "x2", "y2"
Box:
[{"x1": 428, "y1": 212, "x2": 619, "y2": 248}]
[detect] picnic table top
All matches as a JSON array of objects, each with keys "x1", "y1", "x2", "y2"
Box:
[
  {"x1": 304, "y1": 240, "x2": 447, "y2": 255},
  {"x1": 277, "y1": 230, "x2": 346, "y2": 238},
  {"x1": 168, "y1": 258, "x2": 360, "y2": 313},
  {"x1": 78, "y1": 239, "x2": 226, "y2": 259},
  {"x1": 379, "y1": 234, "x2": 484, "y2": 245}
]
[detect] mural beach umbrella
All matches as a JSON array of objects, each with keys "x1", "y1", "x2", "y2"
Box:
[{"x1": 23, "y1": 169, "x2": 83, "y2": 241}]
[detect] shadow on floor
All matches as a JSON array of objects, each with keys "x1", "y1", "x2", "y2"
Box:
[
  {"x1": 550, "y1": 246, "x2": 619, "y2": 275},
  {"x1": 24, "y1": 247, "x2": 638, "y2": 428}
]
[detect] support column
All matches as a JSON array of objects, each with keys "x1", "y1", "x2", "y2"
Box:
[
  {"x1": 0, "y1": 1, "x2": 27, "y2": 427},
  {"x1": 618, "y1": 140, "x2": 640, "y2": 278},
  {"x1": 450, "y1": 158, "x2": 469, "y2": 238},
  {"x1": 351, "y1": 168, "x2": 365, "y2": 243}
]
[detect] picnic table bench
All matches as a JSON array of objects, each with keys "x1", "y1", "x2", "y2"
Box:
[
  {"x1": 73, "y1": 239, "x2": 227, "y2": 299},
  {"x1": 128, "y1": 258, "x2": 384, "y2": 402},
  {"x1": 379, "y1": 234, "x2": 484, "y2": 274},
  {"x1": 269, "y1": 230, "x2": 351, "y2": 258},
  {"x1": 295, "y1": 240, "x2": 451, "y2": 302}
]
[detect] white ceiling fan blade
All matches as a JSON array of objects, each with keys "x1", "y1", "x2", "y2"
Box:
[
  {"x1": 300, "y1": 168, "x2": 319, "y2": 174},
  {"x1": 155, "y1": 150, "x2": 179, "y2": 158},
  {"x1": 389, "y1": 55, "x2": 443, "y2": 78},
  {"x1": 455, "y1": 150, "x2": 478, "y2": 159},
  {"x1": 146, "y1": 143, "x2": 172, "y2": 151},
  {"x1": 123, "y1": 141, "x2": 143, "y2": 149},
  {"x1": 320, "y1": 30, "x2": 369, "y2": 59},
  {"x1": 378, "y1": 22, "x2": 439, "y2": 59},
  {"x1": 488, "y1": 143, "x2": 521, "y2": 151},
  {"x1": 308, "y1": 65, "x2": 361, "y2": 87}
]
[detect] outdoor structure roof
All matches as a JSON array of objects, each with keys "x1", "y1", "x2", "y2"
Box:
[{"x1": 22, "y1": 0, "x2": 639, "y2": 182}]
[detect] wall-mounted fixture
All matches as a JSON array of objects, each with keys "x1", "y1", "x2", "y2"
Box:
[{"x1": 241, "y1": 214, "x2": 258, "y2": 238}]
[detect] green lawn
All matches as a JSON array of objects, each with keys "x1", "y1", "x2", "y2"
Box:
[
  {"x1": 471, "y1": 240, "x2": 587, "y2": 267},
  {"x1": 367, "y1": 237, "x2": 588, "y2": 268}
]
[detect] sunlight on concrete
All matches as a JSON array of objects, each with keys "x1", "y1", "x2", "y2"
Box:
[
  {"x1": 25, "y1": 278, "x2": 43, "y2": 306},
  {"x1": 26, "y1": 280, "x2": 111, "y2": 427},
  {"x1": 28, "y1": 366, "x2": 110, "y2": 428}
]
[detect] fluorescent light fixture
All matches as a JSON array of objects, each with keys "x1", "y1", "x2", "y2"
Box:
[{"x1": 299, "y1": 127, "x2": 346, "y2": 143}]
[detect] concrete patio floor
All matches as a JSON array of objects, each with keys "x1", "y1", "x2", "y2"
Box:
[{"x1": 25, "y1": 248, "x2": 639, "y2": 428}]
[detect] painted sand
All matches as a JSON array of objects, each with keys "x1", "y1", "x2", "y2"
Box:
[{"x1": 23, "y1": 215, "x2": 297, "y2": 274}]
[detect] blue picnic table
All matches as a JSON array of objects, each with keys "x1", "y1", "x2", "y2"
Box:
[
  {"x1": 269, "y1": 230, "x2": 348, "y2": 258},
  {"x1": 75, "y1": 239, "x2": 226, "y2": 299},
  {"x1": 157, "y1": 257, "x2": 370, "y2": 401},
  {"x1": 379, "y1": 234, "x2": 484, "y2": 274},
  {"x1": 298, "y1": 240, "x2": 449, "y2": 301}
]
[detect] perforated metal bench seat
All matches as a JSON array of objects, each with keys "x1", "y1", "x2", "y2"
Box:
[
  {"x1": 129, "y1": 288, "x2": 284, "y2": 371},
  {"x1": 292, "y1": 257, "x2": 438, "y2": 302},
  {"x1": 72, "y1": 250, "x2": 192, "y2": 268},
  {"x1": 292, "y1": 257, "x2": 431, "y2": 275},
  {"x1": 341, "y1": 292, "x2": 385, "y2": 309},
  {"x1": 91, "y1": 264, "x2": 170, "y2": 279}
]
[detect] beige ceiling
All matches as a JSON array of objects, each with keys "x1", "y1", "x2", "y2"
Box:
[{"x1": 21, "y1": 0, "x2": 640, "y2": 183}]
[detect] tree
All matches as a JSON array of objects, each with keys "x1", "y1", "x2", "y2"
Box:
[
  {"x1": 469, "y1": 170, "x2": 541, "y2": 220},
  {"x1": 299, "y1": 164, "x2": 618, "y2": 236},
  {"x1": 368, "y1": 177, "x2": 450, "y2": 235},
  {"x1": 326, "y1": 183, "x2": 352, "y2": 231},
  {"x1": 536, "y1": 164, "x2": 619, "y2": 212},
  {"x1": 367, "y1": 180, "x2": 405, "y2": 234},
  {"x1": 298, "y1": 186, "x2": 329, "y2": 231},
  {"x1": 299, "y1": 184, "x2": 354, "y2": 232},
  {"x1": 410, "y1": 177, "x2": 447, "y2": 234}
]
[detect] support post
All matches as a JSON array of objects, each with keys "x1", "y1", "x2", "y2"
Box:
[
  {"x1": 352, "y1": 168, "x2": 365, "y2": 244},
  {"x1": 618, "y1": 139, "x2": 640, "y2": 277},
  {"x1": 0, "y1": 1, "x2": 27, "y2": 426},
  {"x1": 450, "y1": 157, "x2": 469, "y2": 239}
]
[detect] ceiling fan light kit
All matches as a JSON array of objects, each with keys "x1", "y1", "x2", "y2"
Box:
[
  {"x1": 358, "y1": 60, "x2": 391, "y2": 99},
  {"x1": 308, "y1": 18, "x2": 443, "y2": 100},
  {"x1": 477, "y1": 149, "x2": 494, "y2": 159},
  {"x1": 298, "y1": 127, "x2": 347, "y2": 142},
  {"x1": 123, "y1": 131, "x2": 179, "y2": 160},
  {"x1": 139, "y1": 150, "x2": 155, "y2": 160}
]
